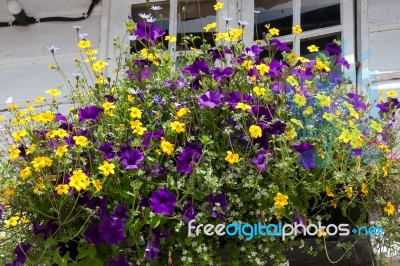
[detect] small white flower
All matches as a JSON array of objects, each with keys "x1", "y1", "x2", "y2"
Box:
[
  {"x1": 243, "y1": 50, "x2": 255, "y2": 57},
  {"x1": 222, "y1": 16, "x2": 233, "y2": 21},
  {"x1": 238, "y1": 20, "x2": 249, "y2": 26},
  {"x1": 128, "y1": 35, "x2": 138, "y2": 41},
  {"x1": 79, "y1": 33, "x2": 88, "y2": 39},
  {"x1": 150, "y1": 5, "x2": 163, "y2": 11},
  {"x1": 73, "y1": 25, "x2": 82, "y2": 29},
  {"x1": 72, "y1": 72, "x2": 81, "y2": 77},
  {"x1": 254, "y1": 10, "x2": 261, "y2": 14},
  {"x1": 138, "y1": 13, "x2": 151, "y2": 19},
  {"x1": 147, "y1": 17, "x2": 156, "y2": 23},
  {"x1": 47, "y1": 45, "x2": 60, "y2": 52}
]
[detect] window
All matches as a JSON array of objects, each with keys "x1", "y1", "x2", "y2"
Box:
[{"x1": 250, "y1": 0, "x2": 355, "y2": 80}]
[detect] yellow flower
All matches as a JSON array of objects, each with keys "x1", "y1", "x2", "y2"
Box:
[
  {"x1": 48, "y1": 64, "x2": 56, "y2": 69},
  {"x1": 165, "y1": 36, "x2": 177, "y2": 42},
  {"x1": 8, "y1": 103, "x2": 18, "y2": 110},
  {"x1": 92, "y1": 60, "x2": 108, "y2": 72},
  {"x1": 269, "y1": 28, "x2": 279, "y2": 36},
  {"x1": 130, "y1": 120, "x2": 142, "y2": 130},
  {"x1": 170, "y1": 121, "x2": 186, "y2": 133},
  {"x1": 133, "y1": 126, "x2": 147, "y2": 135},
  {"x1": 225, "y1": 151, "x2": 239, "y2": 164},
  {"x1": 318, "y1": 228, "x2": 327, "y2": 238},
  {"x1": 203, "y1": 22, "x2": 217, "y2": 32},
  {"x1": 303, "y1": 106, "x2": 313, "y2": 115},
  {"x1": 249, "y1": 125, "x2": 262, "y2": 138},
  {"x1": 31, "y1": 157, "x2": 53, "y2": 171},
  {"x1": 45, "y1": 130, "x2": 58, "y2": 139},
  {"x1": 345, "y1": 186, "x2": 353, "y2": 199},
  {"x1": 21, "y1": 216, "x2": 29, "y2": 224},
  {"x1": 293, "y1": 94, "x2": 306, "y2": 107},
  {"x1": 55, "y1": 145, "x2": 68, "y2": 158},
  {"x1": 6, "y1": 187, "x2": 14, "y2": 196},
  {"x1": 322, "y1": 112, "x2": 335, "y2": 122},
  {"x1": 33, "y1": 182, "x2": 45, "y2": 193},
  {"x1": 177, "y1": 108, "x2": 190, "y2": 117},
  {"x1": 370, "y1": 120, "x2": 383, "y2": 133},
  {"x1": 315, "y1": 59, "x2": 331, "y2": 72},
  {"x1": 98, "y1": 161, "x2": 115, "y2": 177},
  {"x1": 384, "y1": 201, "x2": 395, "y2": 216},
  {"x1": 315, "y1": 94, "x2": 331, "y2": 107},
  {"x1": 161, "y1": 139, "x2": 175, "y2": 155},
  {"x1": 20, "y1": 167, "x2": 32, "y2": 180},
  {"x1": 9, "y1": 148, "x2": 20, "y2": 161},
  {"x1": 77, "y1": 40, "x2": 91, "y2": 49},
  {"x1": 286, "y1": 76, "x2": 299, "y2": 87},
  {"x1": 292, "y1": 25, "x2": 302, "y2": 34},
  {"x1": 361, "y1": 183, "x2": 368, "y2": 195},
  {"x1": 307, "y1": 45, "x2": 319, "y2": 52},
  {"x1": 285, "y1": 126, "x2": 297, "y2": 140},
  {"x1": 87, "y1": 49, "x2": 98, "y2": 56},
  {"x1": 386, "y1": 91, "x2": 398, "y2": 98},
  {"x1": 103, "y1": 102, "x2": 115, "y2": 116},
  {"x1": 382, "y1": 161, "x2": 390, "y2": 177},
  {"x1": 130, "y1": 107, "x2": 142, "y2": 119},
  {"x1": 92, "y1": 179, "x2": 102, "y2": 192},
  {"x1": 256, "y1": 64, "x2": 270, "y2": 76},
  {"x1": 213, "y1": 2, "x2": 224, "y2": 10},
  {"x1": 274, "y1": 193, "x2": 289, "y2": 209},
  {"x1": 73, "y1": 136, "x2": 88, "y2": 147},
  {"x1": 338, "y1": 129, "x2": 351, "y2": 144},
  {"x1": 215, "y1": 32, "x2": 229, "y2": 42},
  {"x1": 326, "y1": 186, "x2": 334, "y2": 197},
  {"x1": 45, "y1": 89, "x2": 61, "y2": 96},
  {"x1": 55, "y1": 184, "x2": 69, "y2": 195},
  {"x1": 235, "y1": 102, "x2": 251, "y2": 111},
  {"x1": 253, "y1": 86, "x2": 266, "y2": 97},
  {"x1": 12, "y1": 129, "x2": 27, "y2": 142},
  {"x1": 5, "y1": 216, "x2": 19, "y2": 228},
  {"x1": 290, "y1": 118, "x2": 304, "y2": 129},
  {"x1": 241, "y1": 60, "x2": 253, "y2": 71},
  {"x1": 69, "y1": 169, "x2": 90, "y2": 191}
]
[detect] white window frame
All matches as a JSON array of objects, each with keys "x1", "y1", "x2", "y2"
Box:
[{"x1": 239, "y1": 0, "x2": 356, "y2": 81}]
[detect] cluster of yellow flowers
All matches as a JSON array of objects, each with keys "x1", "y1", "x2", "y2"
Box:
[{"x1": 130, "y1": 107, "x2": 147, "y2": 135}]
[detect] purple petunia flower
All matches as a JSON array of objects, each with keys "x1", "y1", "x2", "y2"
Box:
[
  {"x1": 149, "y1": 189, "x2": 177, "y2": 216},
  {"x1": 84, "y1": 223, "x2": 104, "y2": 245},
  {"x1": 293, "y1": 142, "x2": 315, "y2": 171},
  {"x1": 251, "y1": 105, "x2": 274, "y2": 122},
  {"x1": 350, "y1": 148, "x2": 362, "y2": 157},
  {"x1": 226, "y1": 91, "x2": 252, "y2": 109},
  {"x1": 335, "y1": 57, "x2": 350, "y2": 69},
  {"x1": 99, "y1": 216, "x2": 126, "y2": 244},
  {"x1": 324, "y1": 42, "x2": 342, "y2": 56},
  {"x1": 55, "y1": 113, "x2": 67, "y2": 122},
  {"x1": 183, "y1": 59, "x2": 210, "y2": 78},
  {"x1": 176, "y1": 142, "x2": 202, "y2": 174},
  {"x1": 144, "y1": 238, "x2": 160, "y2": 260},
  {"x1": 139, "y1": 196, "x2": 151, "y2": 208},
  {"x1": 347, "y1": 93, "x2": 367, "y2": 111},
  {"x1": 207, "y1": 193, "x2": 227, "y2": 221},
  {"x1": 212, "y1": 67, "x2": 234, "y2": 82},
  {"x1": 5, "y1": 243, "x2": 32, "y2": 266},
  {"x1": 105, "y1": 95, "x2": 117, "y2": 102},
  {"x1": 134, "y1": 22, "x2": 165, "y2": 46},
  {"x1": 198, "y1": 90, "x2": 224, "y2": 109},
  {"x1": 181, "y1": 200, "x2": 196, "y2": 223},
  {"x1": 252, "y1": 150, "x2": 273, "y2": 172},
  {"x1": 0, "y1": 203, "x2": 3, "y2": 219},
  {"x1": 110, "y1": 204, "x2": 129, "y2": 222},
  {"x1": 266, "y1": 120, "x2": 286, "y2": 135},
  {"x1": 119, "y1": 148, "x2": 144, "y2": 170},
  {"x1": 267, "y1": 60, "x2": 289, "y2": 78},
  {"x1": 145, "y1": 163, "x2": 167, "y2": 178},
  {"x1": 269, "y1": 39, "x2": 291, "y2": 52},
  {"x1": 98, "y1": 141, "x2": 116, "y2": 160},
  {"x1": 109, "y1": 254, "x2": 134, "y2": 266},
  {"x1": 78, "y1": 105, "x2": 103, "y2": 123}
]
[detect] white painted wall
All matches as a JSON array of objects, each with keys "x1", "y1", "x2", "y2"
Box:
[
  {"x1": 0, "y1": 0, "x2": 130, "y2": 110},
  {"x1": 359, "y1": 0, "x2": 400, "y2": 104}
]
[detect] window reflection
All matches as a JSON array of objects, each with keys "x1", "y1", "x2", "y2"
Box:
[
  {"x1": 301, "y1": 0, "x2": 340, "y2": 31},
  {"x1": 177, "y1": 0, "x2": 216, "y2": 50},
  {"x1": 254, "y1": 0, "x2": 293, "y2": 40}
]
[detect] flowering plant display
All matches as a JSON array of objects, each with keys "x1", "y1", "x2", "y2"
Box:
[{"x1": 1, "y1": 3, "x2": 400, "y2": 265}]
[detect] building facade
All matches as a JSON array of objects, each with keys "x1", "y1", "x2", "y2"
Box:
[{"x1": 0, "y1": 0, "x2": 399, "y2": 110}]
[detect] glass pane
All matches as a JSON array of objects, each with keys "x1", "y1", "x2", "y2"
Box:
[
  {"x1": 300, "y1": 32, "x2": 341, "y2": 58},
  {"x1": 254, "y1": 0, "x2": 293, "y2": 40},
  {"x1": 301, "y1": 0, "x2": 340, "y2": 31},
  {"x1": 177, "y1": 0, "x2": 216, "y2": 50},
  {"x1": 131, "y1": 1, "x2": 170, "y2": 51}
]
